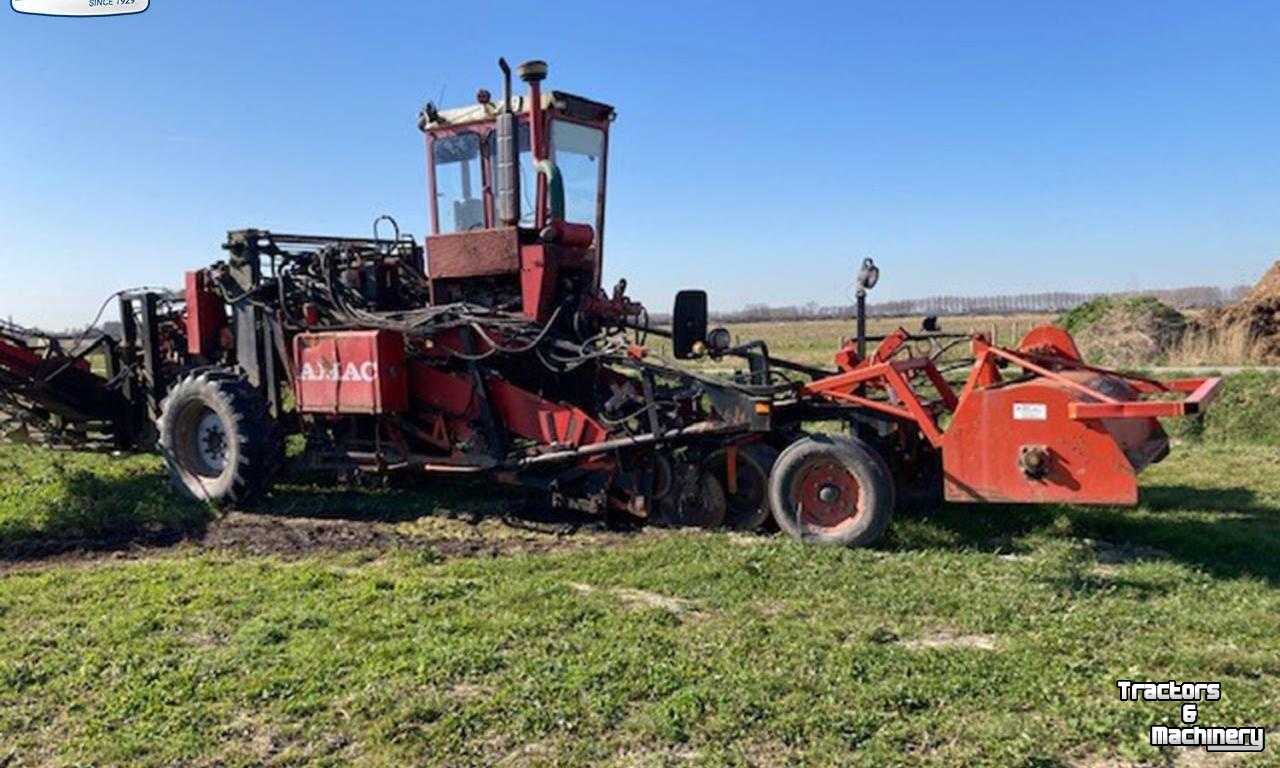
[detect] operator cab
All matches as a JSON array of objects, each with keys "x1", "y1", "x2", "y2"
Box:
[
  {"x1": 418, "y1": 60, "x2": 615, "y2": 322},
  {"x1": 424, "y1": 93, "x2": 612, "y2": 236}
]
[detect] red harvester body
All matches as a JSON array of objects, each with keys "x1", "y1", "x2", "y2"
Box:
[{"x1": 0, "y1": 58, "x2": 1223, "y2": 547}]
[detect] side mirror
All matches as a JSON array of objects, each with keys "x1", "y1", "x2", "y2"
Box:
[
  {"x1": 856, "y1": 257, "x2": 880, "y2": 292},
  {"x1": 672, "y1": 290, "x2": 708, "y2": 360}
]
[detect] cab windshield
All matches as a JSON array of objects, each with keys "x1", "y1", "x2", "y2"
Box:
[{"x1": 431, "y1": 118, "x2": 606, "y2": 233}]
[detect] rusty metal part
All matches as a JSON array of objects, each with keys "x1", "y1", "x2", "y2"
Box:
[{"x1": 1017, "y1": 444, "x2": 1051, "y2": 480}]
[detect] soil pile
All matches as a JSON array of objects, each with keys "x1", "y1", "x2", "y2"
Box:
[
  {"x1": 1191, "y1": 261, "x2": 1280, "y2": 363},
  {"x1": 1246, "y1": 260, "x2": 1280, "y2": 302},
  {"x1": 1057, "y1": 296, "x2": 1187, "y2": 367}
]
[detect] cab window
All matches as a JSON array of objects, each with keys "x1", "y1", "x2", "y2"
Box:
[
  {"x1": 550, "y1": 120, "x2": 605, "y2": 227},
  {"x1": 432, "y1": 132, "x2": 485, "y2": 232}
]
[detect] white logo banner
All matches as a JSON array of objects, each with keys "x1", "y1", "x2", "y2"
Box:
[{"x1": 12, "y1": 0, "x2": 147, "y2": 16}]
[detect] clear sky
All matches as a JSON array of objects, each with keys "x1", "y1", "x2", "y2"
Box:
[{"x1": 1, "y1": 1, "x2": 1277, "y2": 328}]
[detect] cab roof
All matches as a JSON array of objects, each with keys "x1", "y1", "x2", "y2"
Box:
[{"x1": 421, "y1": 90, "x2": 615, "y2": 130}]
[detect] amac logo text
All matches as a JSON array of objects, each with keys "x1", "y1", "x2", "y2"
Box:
[
  {"x1": 300, "y1": 362, "x2": 379, "y2": 384},
  {"x1": 12, "y1": 0, "x2": 148, "y2": 16}
]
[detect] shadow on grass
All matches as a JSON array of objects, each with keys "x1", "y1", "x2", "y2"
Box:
[
  {"x1": 1138, "y1": 484, "x2": 1271, "y2": 515},
  {"x1": 263, "y1": 471, "x2": 521, "y2": 523},
  {"x1": 892, "y1": 484, "x2": 1280, "y2": 585},
  {"x1": 0, "y1": 470, "x2": 211, "y2": 561},
  {"x1": 5, "y1": 457, "x2": 1274, "y2": 586},
  {"x1": 0, "y1": 460, "x2": 622, "y2": 565},
  {"x1": 261, "y1": 471, "x2": 616, "y2": 534}
]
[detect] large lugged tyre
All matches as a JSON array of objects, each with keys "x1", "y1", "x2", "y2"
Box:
[
  {"x1": 157, "y1": 370, "x2": 280, "y2": 507},
  {"x1": 768, "y1": 435, "x2": 895, "y2": 547},
  {"x1": 704, "y1": 443, "x2": 778, "y2": 531}
]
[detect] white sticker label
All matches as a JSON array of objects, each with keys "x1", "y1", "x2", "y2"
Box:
[
  {"x1": 12, "y1": 0, "x2": 147, "y2": 16},
  {"x1": 1013, "y1": 402, "x2": 1048, "y2": 421}
]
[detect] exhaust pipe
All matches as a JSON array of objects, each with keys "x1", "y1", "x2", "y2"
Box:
[
  {"x1": 517, "y1": 60, "x2": 552, "y2": 229},
  {"x1": 495, "y1": 58, "x2": 520, "y2": 227},
  {"x1": 495, "y1": 58, "x2": 563, "y2": 229}
]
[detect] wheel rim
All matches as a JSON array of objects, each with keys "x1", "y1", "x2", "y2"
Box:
[
  {"x1": 195, "y1": 409, "x2": 228, "y2": 475},
  {"x1": 791, "y1": 456, "x2": 864, "y2": 535},
  {"x1": 175, "y1": 404, "x2": 229, "y2": 478}
]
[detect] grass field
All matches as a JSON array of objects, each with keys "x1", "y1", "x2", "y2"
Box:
[
  {"x1": 646, "y1": 314, "x2": 1056, "y2": 369},
  {"x1": 2, "y1": 320, "x2": 1279, "y2": 767},
  {"x1": 2, "y1": 443, "x2": 1279, "y2": 766}
]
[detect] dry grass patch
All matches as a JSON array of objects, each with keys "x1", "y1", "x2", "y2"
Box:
[
  {"x1": 901, "y1": 628, "x2": 998, "y2": 651},
  {"x1": 568, "y1": 582, "x2": 704, "y2": 618}
]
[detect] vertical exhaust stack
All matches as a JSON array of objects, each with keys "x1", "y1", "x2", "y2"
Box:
[
  {"x1": 517, "y1": 60, "x2": 550, "y2": 229},
  {"x1": 495, "y1": 58, "x2": 520, "y2": 227}
]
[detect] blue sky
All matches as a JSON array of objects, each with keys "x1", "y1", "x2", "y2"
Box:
[{"x1": 1, "y1": 1, "x2": 1277, "y2": 328}]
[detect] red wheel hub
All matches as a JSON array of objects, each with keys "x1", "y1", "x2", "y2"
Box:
[{"x1": 791, "y1": 457, "x2": 864, "y2": 533}]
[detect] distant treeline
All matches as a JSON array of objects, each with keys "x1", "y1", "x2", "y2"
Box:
[
  {"x1": 681, "y1": 284, "x2": 1252, "y2": 325},
  {"x1": 27, "y1": 284, "x2": 1253, "y2": 337}
]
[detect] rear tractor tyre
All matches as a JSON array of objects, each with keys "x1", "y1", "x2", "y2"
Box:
[
  {"x1": 157, "y1": 370, "x2": 281, "y2": 508},
  {"x1": 704, "y1": 443, "x2": 778, "y2": 531},
  {"x1": 768, "y1": 435, "x2": 894, "y2": 547}
]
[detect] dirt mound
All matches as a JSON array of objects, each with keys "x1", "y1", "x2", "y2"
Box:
[
  {"x1": 1189, "y1": 261, "x2": 1280, "y2": 363},
  {"x1": 1246, "y1": 260, "x2": 1280, "y2": 302},
  {"x1": 1058, "y1": 296, "x2": 1187, "y2": 367}
]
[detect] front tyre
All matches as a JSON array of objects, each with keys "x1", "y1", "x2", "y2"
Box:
[
  {"x1": 157, "y1": 370, "x2": 280, "y2": 507},
  {"x1": 768, "y1": 435, "x2": 894, "y2": 547}
]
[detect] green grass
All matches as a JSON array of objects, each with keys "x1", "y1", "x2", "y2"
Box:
[
  {"x1": 0, "y1": 447, "x2": 207, "y2": 554},
  {"x1": 0, "y1": 445, "x2": 531, "y2": 557},
  {"x1": 1056, "y1": 296, "x2": 1185, "y2": 337},
  {"x1": 1164, "y1": 370, "x2": 1280, "y2": 446},
  {"x1": 649, "y1": 313, "x2": 1055, "y2": 368},
  {"x1": 2, "y1": 317, "x2": 1279, "y2": 766},
  {"x1": 2, "y1": 443, "x2": 1279, "y2": 766}
]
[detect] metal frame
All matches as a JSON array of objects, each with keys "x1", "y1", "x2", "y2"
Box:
[{"x1": 804, "y1": 335, "x2": 1220, "y2": 448}]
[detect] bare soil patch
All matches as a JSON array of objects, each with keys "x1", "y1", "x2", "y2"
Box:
[{"x1": 0, "y1": 508, "x2": 632, "y2": 574}]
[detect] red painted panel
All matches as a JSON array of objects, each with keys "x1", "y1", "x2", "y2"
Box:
[
  {"x1": 426, "y1": 228, "x2": 520, "y2": 279},
  {"x1": 293, "y1": 330, "x2": 408, "y2": 414},
  {"x1": 408, "y1": 361, "x2": 608, "y2": 448},
  {"x1": 409, "y1": 362, "x2": 476, "y2": 416},
  {"x1": 940, "y1": 377, "x2": 1156, "y2": 505},
  {"x1": 184, "y1": 270, "x2": 226, "y2": 357},
  {"x1": 487, "y1": 378, "x2": 609, "y2": 447},
  {"x1": 519, "y1": 243, "x2": 555, "y2": 321},
  {"x1": 0, "y1": 336, "x2": 42, "y2": 374}
]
